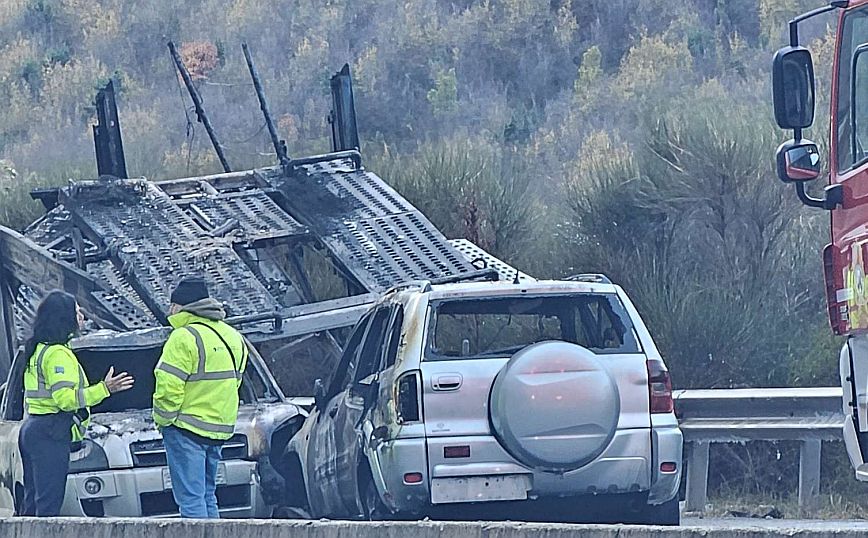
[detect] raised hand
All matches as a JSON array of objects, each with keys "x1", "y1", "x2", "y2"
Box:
[{"x1": 104, "y1": 366, "x2": 135, "y2": 394}]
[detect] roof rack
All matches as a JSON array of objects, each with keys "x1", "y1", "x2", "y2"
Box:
[
  {"x1": 385, "y1": 280, "x2": 433, "y2": 295},
  {"x1": 564, "y1": 273, "x2": 613, "y2": 284},
  {"x1": 384, "y1": 267, "x2": 501, "y2": 296}
]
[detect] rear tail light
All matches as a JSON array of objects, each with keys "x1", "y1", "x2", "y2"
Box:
[
  {"x1": 403, "y1": 472, "x2": 423, "y2": 484},
  {"x1": 647, "y1": 359, "x2": 673, "y2": 414},
  {"x1": 660, "y1": 462, "x2": 677, "y2": 473},
  {"x1": 395, "y1": 371, "x2": 421, "y2": 423}
]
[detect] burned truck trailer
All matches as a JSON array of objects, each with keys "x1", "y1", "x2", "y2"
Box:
[
  {"x1": 1, "y1": 153, "x2": 493, "y2": 390},
  {"x1": 0, "y1": 61, "x2": 509, "y2": 517}
]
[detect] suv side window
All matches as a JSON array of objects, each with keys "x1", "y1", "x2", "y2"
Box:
[
  {"x1": 381, "y1": 306, "x2": 404, "y2": 370},
  {"x1": 352, "y1": 306, "x2": 392, "y2": 384},
  {"x1": 328, "y1": 312, "x2": 372, "y2": 397}
]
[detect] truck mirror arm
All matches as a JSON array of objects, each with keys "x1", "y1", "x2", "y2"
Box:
[
  {"x1": 795, "y1": 181, "x2": 843, "y2": 210},
  {"x1": 789, "y1": 2, "x2": 849, "y2": 47}
]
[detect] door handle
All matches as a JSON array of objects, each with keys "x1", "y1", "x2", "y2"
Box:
[{"x1": 433, "y1": 374, "x2": 463, "y2": 391}]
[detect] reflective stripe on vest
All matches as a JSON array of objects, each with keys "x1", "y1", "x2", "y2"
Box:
[
  {"x1": 23, "y1": 345, "x2": 52, "y2": 399},
  {"x1": 183, "y1": 326, "x2": 241, "y2": 382},
  {"x1": 75, "y1": 366, "x2": 86, "y2": 410},
  {"x1": 153, "y1": 406, "x2": 179, "y2": 421},
  {"x1": 177, "y1": 413, "x2": 235, "y2": 435}
]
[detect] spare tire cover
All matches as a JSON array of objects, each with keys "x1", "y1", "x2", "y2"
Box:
[{"x1": 489, "y1": 340, "x2": 620, "y2": 471}]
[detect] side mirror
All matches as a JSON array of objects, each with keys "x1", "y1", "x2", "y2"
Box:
[
  {"x1": 772, "y1": 46, "x2": 815, "y2": 129},
  {"x1": 313, "y1": 378, "x2": 326, "y2": 410},
  {"x1": 776, "y1": 139, "x2": 822, "y2": 182}
]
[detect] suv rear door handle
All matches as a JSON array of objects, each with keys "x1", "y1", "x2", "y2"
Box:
[{"x1": 433, "y1": 374, "x2": 463, "y2": 391}]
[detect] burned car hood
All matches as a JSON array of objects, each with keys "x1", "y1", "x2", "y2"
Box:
[{"x1": 86, "y1": 402, "x2": 305, "y2": 468}]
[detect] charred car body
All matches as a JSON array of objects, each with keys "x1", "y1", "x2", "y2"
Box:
[
  {"x1": 286, "y1": 274, "x2": 683, "y2": 525},
  {"x1": 0, "y1": 60, "x2": 499, "y2": 516}
]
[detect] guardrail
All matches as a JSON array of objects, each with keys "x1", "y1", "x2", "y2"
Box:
[{"x1": 674, "y1": 387, "x2": 845, "y2": 514}]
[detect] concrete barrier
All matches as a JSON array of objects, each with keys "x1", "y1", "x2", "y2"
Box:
[{"x1": 2, "y1": 518, "x2": 868, "y2": 538}]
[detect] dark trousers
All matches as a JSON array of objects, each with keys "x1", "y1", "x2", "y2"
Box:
[{"x1": 18, "y1": 413, "x2": 72, "y2": 516}]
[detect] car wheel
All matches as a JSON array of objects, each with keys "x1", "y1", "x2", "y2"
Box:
[
  {"x1": 362, "y1": 478, "x2": 389, "y2": 521},
  {"x1": 640, "y1": 497, "x2": 680, "y2": 526}
]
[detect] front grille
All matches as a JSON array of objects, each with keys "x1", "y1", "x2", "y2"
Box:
[
  {"x1": 139, "y1": 484, "x2": 250, "y2": 517},
  {"x1": 130, "y1": 434, "x2": 248, "y2": 467}
]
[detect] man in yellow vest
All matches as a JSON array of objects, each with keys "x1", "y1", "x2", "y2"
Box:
[{"x1": 152, "y1": 276, "x2": 248, "y2": 518}]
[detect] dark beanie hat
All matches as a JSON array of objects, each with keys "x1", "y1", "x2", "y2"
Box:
[{"x1": 170, "y1": 276, "x2": 209, "y2": 306}]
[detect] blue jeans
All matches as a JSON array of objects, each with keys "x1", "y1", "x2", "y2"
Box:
[{"x1": 162, "y1": 426, "x2": 222, "y2": 518}]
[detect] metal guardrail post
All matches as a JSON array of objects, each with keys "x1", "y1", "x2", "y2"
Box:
[
  {"x1": 799, "y1": 439, "x2": 822, "y2": 514},
  {"x1": 685, "y1": 441, "x2": 710, "y2": 512}
]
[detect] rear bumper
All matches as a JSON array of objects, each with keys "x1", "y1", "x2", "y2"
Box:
[
  {"x1": 59, "y1": 460, "x2": 268, "y2": 517},
  {"x1": 377, "y1": 428, "x2": 662, "y2": 513}
]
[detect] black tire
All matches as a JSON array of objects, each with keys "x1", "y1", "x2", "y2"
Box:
[
  {"x1": 640, "y1": 496, "x2": 680, "y2": 526},
  {"x1": 362, "y1": 477, "x2": 390, "y2": 521}
]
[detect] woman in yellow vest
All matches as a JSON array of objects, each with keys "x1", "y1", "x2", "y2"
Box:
[{"x1": 19, "y1": 290, "x2": 134, "y2": 516}]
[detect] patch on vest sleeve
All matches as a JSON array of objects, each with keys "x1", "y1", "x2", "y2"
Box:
[{"x1": 55, "y1": 366, "x2": 65, "y2": 374}]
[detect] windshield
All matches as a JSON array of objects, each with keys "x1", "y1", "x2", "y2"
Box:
[
  {"x1": 425, "y1": 293, "x2": 642, "y2": 361},
  {"x1": 78, "y1": 345, "x2": 277, "y2": 414},
  {"x1": 836, "y1": 6, "x2": 868, "y2": 172}
]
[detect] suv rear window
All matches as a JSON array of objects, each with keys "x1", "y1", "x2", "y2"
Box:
[{"x1": 425, "y1": 294, "x2": 641, "y2": 360}]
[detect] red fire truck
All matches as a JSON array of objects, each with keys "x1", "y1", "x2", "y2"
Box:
[{"x1": 773, "y1": 0, "x2": 868, "y2": 479}]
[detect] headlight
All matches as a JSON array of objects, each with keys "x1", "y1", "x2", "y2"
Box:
[{"x1": 69, "y1": 439, "x2": 109, "y2": 473}]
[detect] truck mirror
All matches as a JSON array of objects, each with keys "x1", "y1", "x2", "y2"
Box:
[
  {"x1": 775, "y1": 139, "x2": 822, "y2": 182},
  {"x1": 772, "y1": 46, "x2": 815, "y2": 130}
]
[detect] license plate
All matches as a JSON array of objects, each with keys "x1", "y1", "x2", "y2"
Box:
[
  {"x1": 430, "y1": 475, "x2": 530, "y2": 504},
  {"x1": 162, "y1": 463, "x2": 226, "y2": 491}
]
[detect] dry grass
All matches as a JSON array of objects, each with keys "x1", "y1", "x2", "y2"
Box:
[{"x1": 696, "y1": 493, "x2": 868, "y2": 520}]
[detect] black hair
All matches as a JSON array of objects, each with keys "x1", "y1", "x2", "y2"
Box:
[{"x1": 23, "y1": 290, "x2": 79, "y2": 360}]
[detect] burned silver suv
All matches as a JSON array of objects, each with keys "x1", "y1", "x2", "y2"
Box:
[{"x1": 285, "y1": 276, "x2": 683, "y2": 525}]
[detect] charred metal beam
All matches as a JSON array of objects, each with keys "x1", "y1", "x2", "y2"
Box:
[
  {"x1": 167, "y1": 41, "x2": 232, "y2": 173},
  {"x1": 156, "y1": 169, "x2": 267, "y2": 197},
  {"x1": 239, "y1": 293, "x2": 375, "y2": 341},
  {"x1": 0, "y1": 267, "x2": 17, "y2": 376},
  {"x1": 328, "y1": 64, "x2": 361, "y2": 153},
  {"x1": 290, "y1": 150, "x2": 362, "y2": 170},
  {"x1": 29, "y1": 188, "x2": 60, "y2": 210},
  {"x1": 0, "y1": 225, "x2": 143, "y2": 331},
  {"x1": 92, "y1": 80, "x2": 128, "y2": 179},
  {"x1": 71, "y1": 228, "x2": 87, "y2": 270},
  {"x1": 241, "y1": 43, "x2": 290, "y2": 167}
]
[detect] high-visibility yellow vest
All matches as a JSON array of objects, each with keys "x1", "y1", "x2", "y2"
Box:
[
  {"x1": 23, "y1": 343, "x2": 110, "y2": 441},
  {"x1": 152, "y1": 312, "x2": 248, "y2": 441}
]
